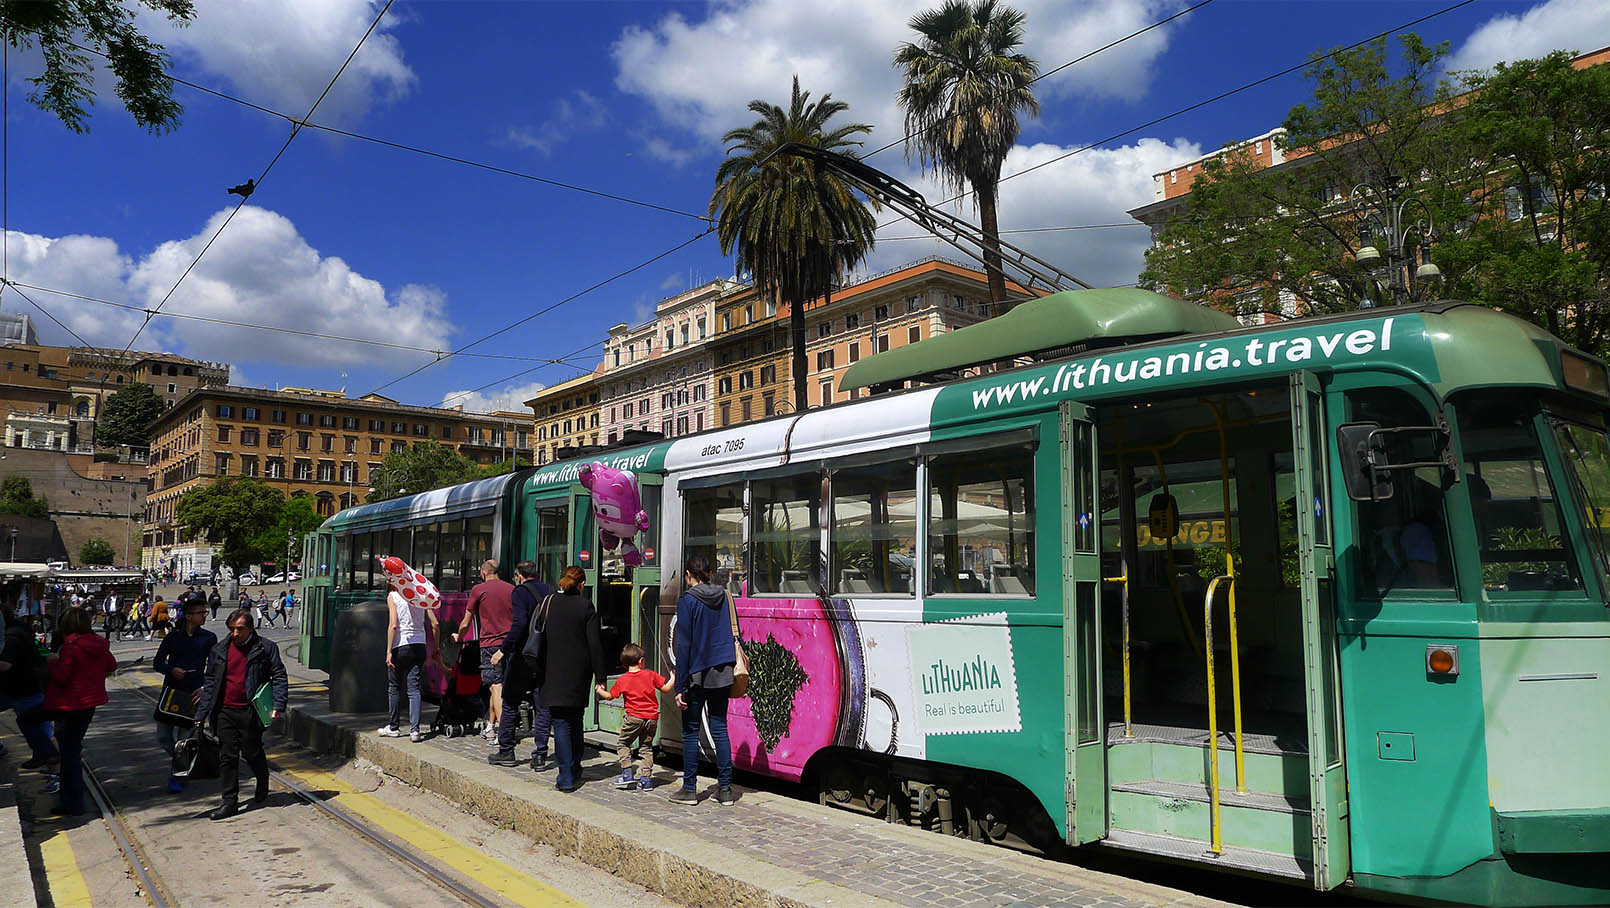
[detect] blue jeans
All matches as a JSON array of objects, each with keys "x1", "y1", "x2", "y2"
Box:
[
  {"x1": 497, "y1": 677, "x2": 551, "y2": 757},
  {"x1": 0, "y1": 692, "x2": 55, "y2": 762},
  {"x1": 156, "y1": 721, "x2": 180, "y2": 760},
  {"x1": 56, "y1": 708, "x2": 94, "y2": 813},
  {"x1": 680, "y1": 685, "x2": 732, "y2": 790},
  {"x1": 387, "y1": 643, "x2": 426, "y2": 733},
  {"x1": 549, "y1": 706, "x2": 586, "y2": 790}
]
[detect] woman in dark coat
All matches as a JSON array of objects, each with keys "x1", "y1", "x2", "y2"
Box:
[{"x1": 537, "y1": 565, "x2": 607, "y2": 792}]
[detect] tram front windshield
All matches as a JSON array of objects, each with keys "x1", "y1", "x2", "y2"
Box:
[{"x1": 1550, "y1": 418, "x2": 1610, "y2": 589}]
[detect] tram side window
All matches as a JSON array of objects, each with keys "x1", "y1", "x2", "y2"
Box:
[
  {"x1": 639, "y1": 484, "x2": 661, "y2": 568},
  {"x1": 1459, "y1": 395, "x2": 1581, "y2": 593},
  {"x1": 354, "y1": 532, "x2": 374, "y2": 591},
  {"x1": 439, "y1": 519, "x2": 464, "y2": 592},
  {"x1": 752, "y1": 472, "x2": 823, "y2": 595},
  {"x1": 533, "y1": 505, "x2": 568, "y2": 587},
  {"x1": 928, "y1": 444, "x2": 1036, "y2": 596},
  {"x1": 466, "y1": 515, "x2": 494, "y2": 579},
  {"x1": 1348, "y1": 389, "x2": 1454, "y2": 595},
  {"x1": 684, "y1": 484, "x2": 745, "y2": 593},
  {"x1": 831, "y1": 460, "x2": 917, "y2": 595},
  {"x1": 416, "y1": 524, "x2": 440, "y2": 586}
]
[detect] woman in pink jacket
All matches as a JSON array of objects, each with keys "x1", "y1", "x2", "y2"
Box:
[{"x1": 44, "y1": 607, "x2": 117, "y2": 816}]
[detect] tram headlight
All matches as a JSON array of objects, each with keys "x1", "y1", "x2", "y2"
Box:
[{"x1": 1425, "y1": 644, "x2": 1459, "y2": 677}]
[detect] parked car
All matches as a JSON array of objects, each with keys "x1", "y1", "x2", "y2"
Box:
[
  {"x1": 287, "y1": 571, "x2": 302, "y2": 582},
  {"x1": 265, "y1": 572, "x2": 286, "y2": 584},
  {"x1": 237, "y1": 572, "x2": 258, "y2": 586}
]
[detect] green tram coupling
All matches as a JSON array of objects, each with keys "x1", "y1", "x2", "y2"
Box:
[{"x1": 299, "y1": 293, "x2": 1609, "y2": 907}]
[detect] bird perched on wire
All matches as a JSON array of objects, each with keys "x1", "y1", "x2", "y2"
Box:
[{"x1": 227, "y1": 179, "x2": 256, "y2": 199}]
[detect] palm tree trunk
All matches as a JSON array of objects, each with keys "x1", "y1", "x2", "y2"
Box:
[
  {"x1": 977, "y1": 181, "x2": 1010, "y2": 314},
  {"x1": 791, "y1": 290, "x2": 809, "y2": 412}
]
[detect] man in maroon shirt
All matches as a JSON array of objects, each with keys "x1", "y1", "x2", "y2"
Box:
[
  {"x1": 195, "y1": 609, "x2": 288, "y2": 820},
  {"x1": 453, "y1": 560, "x2": 515, "y2": 740}
]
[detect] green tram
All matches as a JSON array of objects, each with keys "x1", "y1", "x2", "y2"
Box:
[{"x1": 301, "y1": 290, "x2": 1609, "y2": 905}]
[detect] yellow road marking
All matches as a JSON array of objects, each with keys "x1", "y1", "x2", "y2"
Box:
[
  {"x1": 268, "y1": 748, "x2": 590, "y2": 908},
  {"x1": 37, "y1": 827, "x2": 94, "y2": 908}
]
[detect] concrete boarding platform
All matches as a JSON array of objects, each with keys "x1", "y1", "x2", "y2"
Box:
[
  {"x1": 0, "y1": 739, "x2": 40, "y2": 908},
  {"x1": 279, "y1": 701, "x2": 1236, "y2": 908}
]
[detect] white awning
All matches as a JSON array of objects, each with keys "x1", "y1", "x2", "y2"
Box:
[{"x1": 0, "y1": 562, "x2": 52, "y2": 579}]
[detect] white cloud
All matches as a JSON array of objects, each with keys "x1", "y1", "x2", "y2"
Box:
[
  {"x1": 1446, "y1": 0, "x2": 1610, "y2": 73},
  {"x1": 507, "y1": 90, "x2": 611, "y2": 155},
  {"x1": 4, "y1": 207, "x2": 456, "y2": 369},
  {"x1": 140, "y1": 0, "x2": 415, "y2": 125},
  {"x1": 613, "y1": 0, "x2": 1186, "y2": 150},
  {"x1": 439, "y1": 381, "x2": 549, "y2": 414},
  {"x1": 859, "y1": 136, "x2": 1200, "y2": 289}
]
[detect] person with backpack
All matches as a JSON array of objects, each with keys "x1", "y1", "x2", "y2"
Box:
[
  {"x1": 153, "y1": 597, "x2": 217, "y2": 792},
  {"x1": 487, "y1": 561, "x2": 554, "y2": 770},
  {"x1": 208, "y1": 587, "x2": 222, "y2": 620}
]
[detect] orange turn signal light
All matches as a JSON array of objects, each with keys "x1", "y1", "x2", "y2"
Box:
[{"x1": 1425, "y1": 644, "x2": 1459, "y2": 677}]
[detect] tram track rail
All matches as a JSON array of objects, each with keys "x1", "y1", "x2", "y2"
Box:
[{"x1": 93, "y1": 677, "x2": 504, "y2": 908}]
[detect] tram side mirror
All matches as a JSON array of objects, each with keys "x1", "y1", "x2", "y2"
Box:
[
  {"x1": 1148, "y1": 492, "x2": 1180, "y2": 538},
  {"x1": 1338, "y1": 422, "x2": 1394, "y2": 502}
]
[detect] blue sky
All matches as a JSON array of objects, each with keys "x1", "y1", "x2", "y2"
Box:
[{"x1": 3, "y1": 0, "x2": 1604, "y2": 411}]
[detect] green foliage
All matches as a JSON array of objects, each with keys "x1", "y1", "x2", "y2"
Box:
[
  {"x1": 1482, "y1": 527, "x2": 1566, "y2": 589},
  {"x1": 365, "y1": 442, "x2": 485, "y2": 503},
  {"x1": 1, "y1": 0, "x2": 195, "y2": 133},
  {"x1": 710, "y1": 76, "x2": 879, "y2": 412},
  {"x1": 78, "y1": 538, "x2": 115, "y2": 566},
  {"x1": 895, "y1": 0, "x2": 1039, "y2": 307},
  {"x1": 479, "y1": 456, "x2": 532, "y2": 477},
  {"x1": 0, "y1": 475, "x2": 49, "y2": 518},
  {"x1": 96, "y1": 383, "x2": 164, "y2": 449},
  {"x1": 1141, "y1": 37, "x2": 1610, "y2": 357},
  {"x1": 250, "y1": 495, "x2": 324, "y2": 563},
  {"x1": 174, "y1": 477, "x2": 284, "y2": 573},
  {"x1": 92, "y1": 451, "x2": 119, "y2": 463},
  {"x1": 1439, "y1": 51, "x2": 1610, "y2": 355}
]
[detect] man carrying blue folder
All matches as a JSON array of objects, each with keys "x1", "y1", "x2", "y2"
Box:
[{"x1": 195, "y1": 609, "x2": 288, "y2": 820}]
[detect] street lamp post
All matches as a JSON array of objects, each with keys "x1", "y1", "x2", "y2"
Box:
[{"x1": 1350, "y1": 178, "x2": 1443, "y2": 307}]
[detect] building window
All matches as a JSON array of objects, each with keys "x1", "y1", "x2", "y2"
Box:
[
  {"x1": 244, "y1": 407, "x2": 259, "y2": 421},
  {"x1": 413, "y1": 424, "x2": 428, "y2": 437},
  {"x1": 266, "y1": 458, "x2": 284, "y2": 479},
  {"x1": 817, "y1": 350, "x2": 835, "y2": 371},
  {"x1": 740, "y1": 398, "x2": 752, "y2": 422},
  {"x1": 297, "y1": 432, "x2": 311, "y2": 451},
  {"x1": 215, "y1": 453, "x2": 230, "y2": 475},
  {"x1": 344, "y1": 436, "x2": 357, "y2": 454},
  {"x1": 240, "y1": 456, "x2": 258, "y2": 477},
  {"x1": 693, "y1": 385, "x2": 705, "y2": 402},
  {"x1": 718, "y1": 377, "x2": 732, "y2": 395},
  {"x1": 369, "y1": 419, "x2": 384, "y2": 432},
  {"x1": 764, "y1": 394, "x2": 775, "y2": 416},
  {"x1": 845, "y1": 313, "x2": 860, "y2": 330},
  {"x1": 342, "y1": 416, "x2": 359, "y2": 430},
  {"x1": 817, "y1": 322, "x2": 830, "y2": 338},
  {"x1": 697, "y1": 319, "x2": 706, "y2": 339},
  {"x1": 744, "y1": 305, "x2": 754, "y2": 323},
  {"x1": 317, "y1": 461, "x2": 335, "y2": 482},
  {"x1": 319, "y1": 414, "x2": 336, "y2": 428},
  {"x1": 217, "y1": 405, "x2": 234, "y2": 418},
  {"x1": 241, "y1": 428, "x2": 259, "y2": 446},
  {"x1": 681, "y1": 324, "x2": 690, "y2": 345},
  {"x1": 696, "y1": 412, "x2": 704, "y2": 432},
  {"x1": 677, "y1": 415, "x2": 689, "y2": 435},
  {"x1": 739, "y1": 371, "x2": 754, "y2": 390},
  {"x1": 721, "y1": 313, "x2": 732, "y2": 332},
  {"x1": 272, "y1": 409, "x2": 287, "y2": 424},
  {"x1": 663, "y1": 418, "x2": 674, "y2": 436},
  {"x1": 168, "y1": 383, "x2": 176, "y2": 394},
  {"x1": 909, "y1": 325, "x2": 922, "y2": 344},
  {"x1": 874, "y1": 304, "x2": 889, "y2": 320},
  {"x1": 295, "y1": 412, "x2": 312, "y2": 425},
  {"x1": 267, "y1": 429, "x2": 284, "y2": 447},
  {"x1": 907, "y1": 296, "x2": 920, "y2": 313},
  {"x1": 849, "y1": 342, "x2": 861, "y2": 363},
  {"x1": 369, "y1": 438, "x2": 381, "y2": 455},
  {"x1": 340, "y1": 462, "x2": 357, "y2": 483},
  {"x1": 391, "y1": 421, "x2": 406, "y2": 434},
  {"x1": 876, "y1": 334, "x2": 890, "y2": 353},
  {"x1": 720, "y1": 402, "x2": 732, "y2": 426},
  {"x1": 217, "y1": 426, "x2": 231, "y2": 443},
  {"x1": 820, "y1": 379, "x2": 834, "y2": 406},
  {"x1": 294, "y1": 460, "x2": 313, "y2": 480}
]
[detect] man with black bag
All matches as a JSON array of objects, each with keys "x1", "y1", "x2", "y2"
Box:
[
  {"x1": 152, "y1": 598, "x2": 216, "y2": 792},
  {"x1": 195, "y1": 609, "x2": 288, "y2": 820},
  {"x1": 487, "y1": 561, "x2": 553, "y2": 771}
]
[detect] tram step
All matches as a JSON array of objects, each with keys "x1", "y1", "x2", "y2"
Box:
[
  {"x1": 1108, "y1": 781, "x2": 1312, "y2": 858},
  {"x1": 1107, "y1": 737, "x2": 1308, "y2": 794},
  {"x1": 1099, "y1": 828, "x2": 1312, "y2": 881}
]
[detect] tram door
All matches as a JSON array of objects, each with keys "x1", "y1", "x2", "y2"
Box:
[
  {"x1": 1060, "y1": 401, "x2": 1107, "y2": 844},
  {"x1": 1289, "y1": 372, "x2": 1350, "y2": 888}
]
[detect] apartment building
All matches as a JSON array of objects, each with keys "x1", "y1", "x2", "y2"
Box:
[
  {"x1": 597, "y1": 280, "x2": 739, "y2": 445},
  {"x1": 526, "y1": 371, "x2": 602, "y2": 465},
  {"x1": 706, "y1": 259, "x2": 1012, "y2": 426},
  {"x1": 142, "y1": 386, "x2": 531, "y2": 571}
]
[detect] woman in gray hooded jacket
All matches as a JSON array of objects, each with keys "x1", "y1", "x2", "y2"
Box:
[{"x1": 669, "y1": 555, "x2": 736, "y2": 806}]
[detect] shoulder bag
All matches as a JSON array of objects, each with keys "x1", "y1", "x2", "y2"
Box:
[
  {"x1": 727, "y1": 592, "x2": 750, "y2": 698},
  {"x1": 520, "y1": 594, "x2": 556, "y2": 676},
  {"x1": 152, "y1": 682, "x2": 198, "y2": 726}
]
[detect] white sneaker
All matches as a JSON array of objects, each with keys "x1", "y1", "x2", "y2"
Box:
[
  {"x1": 409, "y1": 731, "x2": 423, "y2": 743},
  {"x1": 481, "y1": 725, "x2": 497, "y2": 741},
  {"x1": 376, "y1": 726, "x2": 403, "y2": 737}
]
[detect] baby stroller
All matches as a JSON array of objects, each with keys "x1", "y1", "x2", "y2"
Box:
[{"x1": 432, "y1": 638, "x2": 485, "y2": 738}]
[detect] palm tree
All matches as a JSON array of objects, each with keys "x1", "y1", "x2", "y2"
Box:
[
  {"x1": 710, "y1": 77, "x2": 879, "y2": 413},
  {"x1": 896, "y1": 0, "x2": 1040, "y2": 313}
]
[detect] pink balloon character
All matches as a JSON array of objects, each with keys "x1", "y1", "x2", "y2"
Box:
[
  {"x1": 579, "y1": 462, "x2": 651, "y2": 567},
  {"x1": 377, "y1": 555, "x2": 441, "y2": 610}
]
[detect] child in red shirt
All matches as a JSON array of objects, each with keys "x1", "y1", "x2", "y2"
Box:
[{"x1": 595, "y1": 643, "x2": 673, "y2": 791}]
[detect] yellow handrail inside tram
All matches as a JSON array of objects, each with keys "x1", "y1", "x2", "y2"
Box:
[
  {"x1": 1203, "y1": 400, "x2": 1248, "y2": 797},
  {"x1": 1103, "y1": 570, "x2": 1132, "y2": 737},
  {"x1": 1203, "y1": 573, "x2": 1231, "y2": 855}
]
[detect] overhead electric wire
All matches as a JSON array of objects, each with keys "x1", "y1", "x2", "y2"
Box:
[
  {"x1": 118, "y1": 0, "x2": 396, "y2": 356},
  {"x1": 436, "y1": 337, "x2": 606, "y2": 409},
  {"x1": 863, "y1": 0, "x2": 1216, "y2": 160},
  {"x1": 363, "y1": 226, "x2": 715, "y2": 399},
  {"x1": 5, "y1": 282, "x2": 98, "y2": 348},
  {"x1": 1, "y1": 279, "x2": 597, "y2": 364},
  {"x1": 879, "y1": 222, "x2": 1146, "y2": 241},
  {"x1": 875, "y1": 0, "x2": 1478, "y2": 234},
  {"x1": 0, "y1": 18, "x2": 709, "y2": 224}
]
